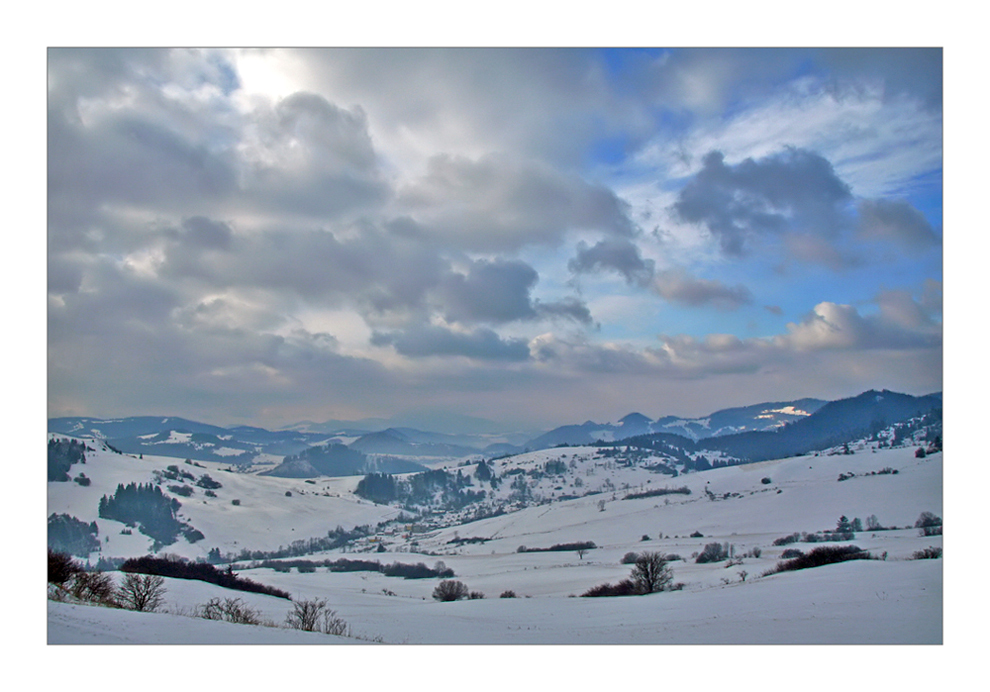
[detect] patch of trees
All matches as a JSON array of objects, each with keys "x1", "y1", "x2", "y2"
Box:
[
  {"x1": 517, "y1": 541, "x2": 596, "y2": 554},
  {"x1": 355, "y1": 468, "x2": 485, "y2": 510},
  {"x1": 196, "y1": 474, "x2": 222, "y2": 489},
  {"x1": 622, "y1": 485, "x2": 691, "y2": 501},
  {"x1": 762, "y1": 545, "x2": 874, "y2": 575},
  {"x1": 98, "y1": 482, "x2": 190, "y2": 546},
  {"x1": 233, "y1": 525, "x2": 373, "y2": 561},
  {"x1": 48, "y1": 438, "x2": 87, "y2": 481},
  {"x1": 253, "y1": 557, "x2": 455, "y2": 579},
  {"x1": 120, "y1": 555, "x2": 291, "y2": 599},
  {"x1": 48, "y1": 513, "x2": 100, "y2": 557}
]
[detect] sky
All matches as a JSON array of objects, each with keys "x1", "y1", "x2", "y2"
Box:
[{"x1": 46, "y1": 46, "x2": 943, "y2": 431}]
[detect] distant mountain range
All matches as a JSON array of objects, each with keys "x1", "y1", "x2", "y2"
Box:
[
  {"x1": 48, "y1": 389, "x2": 942, "y2": 476},
  {"x1": 524, "y1": 397, "x2": 829, "y2": 449}
]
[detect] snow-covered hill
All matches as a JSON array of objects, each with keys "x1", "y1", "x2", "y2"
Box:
[{"x1": 48, "y1": 434, "x2": 942, "y2": 644}]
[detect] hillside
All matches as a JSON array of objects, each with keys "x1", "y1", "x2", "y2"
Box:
[{"x1": 49, "y1": 427, "x2": 942, "y2": 643}]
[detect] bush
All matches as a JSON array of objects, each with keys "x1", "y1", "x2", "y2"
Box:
[
  {"x1": 773, "y1": 533, "x2": 801, "y2": 546},
  {"x1": 912, "y1": 546, "x2": 942, "y2": 560},
  {"x1": 116, "y1": 573, "x2": 166, "y2": 612},
  {"x1": 696, "y1": 542, "x2": 729, "y2": 564},
  {"x1": 468, "y1": 591, "x2": 485, "y2": 599},
  {"x1": 621, "y1": 552, "x2": 640, "y2": 565},
  {"x1": 765, "y1": 545, "x2": 872, "y2": 575},
  {"x1": 690, "y1": 531, "x2": 704, "y2": 538},
  {"x1": 499, "y1": 590, "x2": 517, "y2": 598},
  {"x1": 761, "y1": 477, "x2": 772, "y2": 485},
  {"x1": 780, "y1": 548, "x2": 804, "y2": 559},
  {"x1": 915, "y1": 511, "x2": 942, "y2": 536},
  {"x1": 582, "y1": 579, "x2": 639, "y2": 597},
  {"x1": 432, "y1": 580, "x2": 469, "y2": 602}
]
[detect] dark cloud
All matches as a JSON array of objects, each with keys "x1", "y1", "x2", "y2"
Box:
[
  {"x1": 856, "y1": 198, "x2": 939, "y2": 248},
  {"x1": 816, "y1": 48, "x2": 942, "y2": 110},
  {"x1": 434, "y1": 258, "x2": 595, "y2": 327},
  {"x1": 568, "y1": 238, "x2": 655, "y2": 286},
  {"x1": 439, "y1": 259, "x2": 539, "y2": 324},
  {"x1": 534, "y1": 297, "x2": 595, "y2": 326},
  {"x1": 371, "y1": 325, "x2": 530, "y2": 361},
  {"x1": 673, "y1": 148, "x2": 853, "y2": 256}
]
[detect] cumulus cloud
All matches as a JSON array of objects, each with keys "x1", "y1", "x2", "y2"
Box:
[{"x1": 673, "y1": 148, "x2": 853, "y2": 256}]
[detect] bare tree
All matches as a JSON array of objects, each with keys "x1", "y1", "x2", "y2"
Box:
[
  {"x1": 632, "y1": 551, "x2": 673, "y2": 594},
  {"x1": 116, "y1": 573, "x2": 166, "y2": 611}
]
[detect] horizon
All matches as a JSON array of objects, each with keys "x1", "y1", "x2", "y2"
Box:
[
  {"x1": 46, "y1": 386, "x2": 942, "y2": 435},
  {"x1": 48, "y1": 48, "x2": 942, "y2": 431}
]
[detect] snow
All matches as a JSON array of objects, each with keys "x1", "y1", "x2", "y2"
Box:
[{"x1": 47, "y1": 435, "x2": 944, "y2": 645}]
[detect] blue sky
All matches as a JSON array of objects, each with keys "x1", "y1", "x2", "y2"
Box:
[{"x1": 46, "y1": 46, "x2": 943, "y2": 430}]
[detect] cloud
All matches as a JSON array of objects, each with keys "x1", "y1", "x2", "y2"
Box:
[
  {"x1": 651, "y1": 269, "x2": 753, "y2": 310},
  {"x1": 371, "y1": 325, "x2": 531, "y2": 361},
  {"x1": 568, "y1": 238, "x2": 655, "y2": 286},
  {"x1": 438, "y1": 259, "x2": 539, "y2": 324},
  {"x1": 776, "y1": 299, "x2": 940, "y2": 352},
  {"x1": 856, "y1": 198, "x2": 940, "y2": 248},
  {"x1": 673, "y1": 148, "x2": 853, "y2": 256},
  {"x1": 530, "y1": 332, "x2": 670, "y2": 374},
  {"x1": 397, "y1": 154, "x2": 636, "y2": 252}
]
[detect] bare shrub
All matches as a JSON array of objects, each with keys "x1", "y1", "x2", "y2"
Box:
[
  {"x1": 468, "y1": 591, "x2": 486, "y2": 599},
  {"x1": 70, "y1": 571, "x2": 117, "y2": 605},
  {"x1": 432, "y1": 580, "x2": 469, "y2": 602},
  {"x1": 321, "y1": 608, "x2": 351, "y2": 636},
  {"x1": 198, "y1": 597, "x2": 261, "y2": 625},
  {"x1": 912, "y1": 546, "x2": 942, "y2": 560},
  {"x1": 620, "y1": 552, "x2": 640, "y2": 565},
  {"x1": 48, "y1": 549, "x2": 80, "y2": 585},
  {"x1": 116, "y1": 573, "x2": 166, "y2": 612},
  {"x1": 285, "y1": 598, "x2": 327, "y2": 631},
  {"x1": 499, "y1": 590, "x2": 517, "y2": 598}
]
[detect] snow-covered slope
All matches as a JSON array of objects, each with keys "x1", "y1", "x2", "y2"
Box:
[{"x1": 49, "y1": 439, "x2": 942, "y2": 644}]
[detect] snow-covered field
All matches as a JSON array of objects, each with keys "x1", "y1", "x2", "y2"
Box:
[{"x1": 47, "y1": 441, "x2": 944, "y2": 646}]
